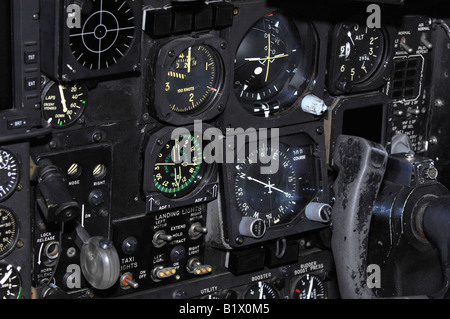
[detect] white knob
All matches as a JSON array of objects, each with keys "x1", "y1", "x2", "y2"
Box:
[
  {"x1": 239, "y1": 217, "x2": 266, "y2": 238},
  {"x1": 301, "y1": 95, "x2": 327, "y2": 116},
  {"x1": 305, "y1": 202, "x2": 332, "y2": 223}
]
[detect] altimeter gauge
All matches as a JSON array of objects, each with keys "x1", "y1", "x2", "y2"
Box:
[
  {"x1": 336, "y1": 23, "x2": 384, "y2": 85},
  {"x1": 328, "y1": 21, "x2": 388, "y2": 94}
]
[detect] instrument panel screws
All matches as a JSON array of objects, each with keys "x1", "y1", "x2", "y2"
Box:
[
  {"x1": 168, "y1": 50, "x2": 175, "y2": 57},
  {"x1": 92, "y1": 131, "x2": 102, "y2": 143}
]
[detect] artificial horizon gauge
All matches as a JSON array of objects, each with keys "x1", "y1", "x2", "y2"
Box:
[
  {"x1": 0, "y1": 149, "x2": 20, "y2": 202},
  {"x1": 69, "y1": 0, "x2": 136, "y2": 70},
  {"x1": 164, "y1": 45, "x2": 222, "y2": 113},
  {"x1": 234, "y1": 142, "x2": 318, "y2": 228},
  {"x1": 153, "y1": 133, "x2": 205, "y2": 198},
  {"x1": 0, "y1": 263, "x2": 22, "y2": 299},
  {"x1": 0, "y1": 206, "x2": 19, "y2": 259},
  {"x1": 330, "y1": 22, "x2": 386, "y2": 93},
  {"x1": 41, "y1": 81, "x2": 87, "y2": 128},
  {"x1": 244, "y1": 281, "x2": 280, "y2": 299},
  {"x1": 234, "y1": 12, "x2": 303, "y2": 117},
  {"x1": 291, "y1": 274, "x2": 326, "y2": 299}
]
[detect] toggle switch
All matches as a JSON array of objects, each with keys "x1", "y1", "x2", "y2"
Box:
[
  {"x1": 188, "y1": 222, "x2": 208, "y2": 239},
  {"x1": 420, "y1": 33, "x2": 433, "y2": 49},
  {"x1": 152, "y1": 265, "x2": 177, "y2": 281},
  {"x1": 400, "y1": 37, "x2": 413, "y2": 54},
  {"x1": 152, "y1": 230, "x2": 173, "y2": 248},
  {"x1": 187, "y1": 257, "x2": 212, "y2": 276},
  {"x1": 120, "y1": 272, "x2": 139, "y2": 290}
]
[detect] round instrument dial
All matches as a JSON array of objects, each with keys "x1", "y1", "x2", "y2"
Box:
[
  {"x1": 42, "y1": 82, "x2": 87, "y2": 128},
  {"x1": 235, "y1": 143, "x2": 298, "y2": 227},
  {"x1": 234, "y1": 142, "x2": 319, "y2": 228},
  {"x1": 244, "y1": 281, "x2": 279, "y2": 299},
  {"x1": 0, "y1": 263, "x2": 22, "y2": 299},
  {"x1": 234, "y1": 12, "x2": 303, "y2": 117},
  {"x1": 69, "y1": 0, "x2": 136, "y2": 70},
  {"x1": 291, "y1": 274, "x2": 326, "y2": 299},
  {"x1": 164, "y1": 45, "x2": 222, "y2": 113},
  {"x1": 0, "y1": 206, "x2": 19, "y2": 259},
  {"x1": 336, "y1": 23, "x2": 384, "y2": 85},
  {"x1": 0, "y1": 149, "x2": 19, "y2": 202},
  {"x1": 153, "y1": 134, "x2": 204, "y2": 198}
]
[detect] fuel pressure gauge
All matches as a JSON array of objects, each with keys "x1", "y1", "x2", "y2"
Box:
[
  {"x1": 291, "y1": 274, "x2": 326, "y2": 299},
  {"x1": 244, "y1": 281, "x2": 280, "y2": 299}
]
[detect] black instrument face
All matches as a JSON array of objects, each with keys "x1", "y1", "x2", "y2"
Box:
[
  {"x1": 244, "y1": 281, "x2": 279, "y2": 299},
  {"x1": 234, "y1": 142, "x2": 317, "y2": 228},
  {"x1": 336, "y1": 23, "x2": 384, "y2": 85},
  {"x1": 153, "y1": 134, "x2": 205, "y2": 198},
  {"x1": 291, "y1": 274, "x2": 326, "y2": 299},
  {"x1": 41, "y1": 82, "x2": 87, "y2": 128},
  {"x1": 0, "y1": 263, "x2": 22, "y2": 299},
  {"x1": 69, "y1": 0, "x2": 136, "y2": 70},
  {"x1": 0, "y1": 206, "x2": 19, "y2": 259},
  {"x1": 164, "y1": 45, "x2": 222, "y2": 113},
  {"x1": 0, "y1": 149, "x2": 19, "y2": 202},
  {"x1": 234, "y1": 12, "x2": 302, "y2": 117}
]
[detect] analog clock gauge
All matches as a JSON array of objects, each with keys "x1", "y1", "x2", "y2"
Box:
[
  {"x1": 153, "y1": 134, "x2": 205, "y2": 198},
  {"x1": 234, "y1": 143, "x2": 318, "y2": 228},
  {"x1": 164, "y1": 45, "x2": 222, "y2": 113},
  {"x1": 0, "y1": 149, "x2": 20, "y2": 202},
  {"x1": 41, "y1": 82, "x2": 87, "y2": 128},
  {"x1": 234, "y1": 12, "x2": 303, "y2": 117}
]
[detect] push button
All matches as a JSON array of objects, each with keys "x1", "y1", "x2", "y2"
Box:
[
  {"x1": 25, "y1": 77, "x2": 38, "y2": 90},
  {"x1": 24, "y1": 51, "x2": 37, "y2": 64}
]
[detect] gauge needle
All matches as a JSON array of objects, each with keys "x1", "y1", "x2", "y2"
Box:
[
  {"x1": 58, "y1": 84, "x2": 68, "y2": 113},
  {"x1": 307, "y1": 276, "x2": 313, "y2": 299},
  {"x1": 244, "y1": 53, "x2": 289, "y2": 62},
  {"x1": 173, "y1": 168, "x2": 179, "y2": 187},
  {"x1": 0, "y1": 266, "x2": 13, "y2": 285},
  {"x1": 187, "y1": 46, "x2": 192, "y2": 73},
  {"x1": 247, "y1": 176, "x2": 289, "y2": 196},
  {"x1": 347, "y1": 31, "x2": 355, "y2": 46},
  {"x1": 265, "y1": 33, "x2": 271, "y2": 82},
  {"x1": 259, "y1": 281, "x2": 264, "y2": 299}
]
